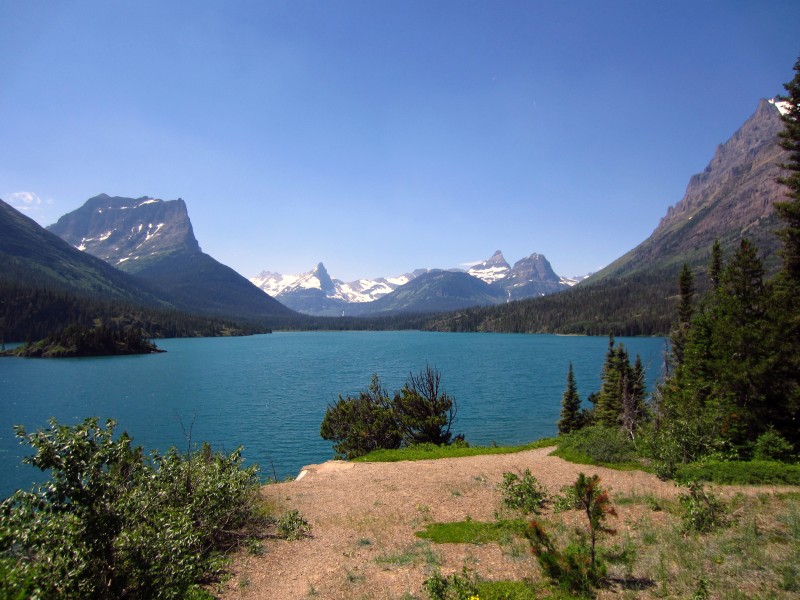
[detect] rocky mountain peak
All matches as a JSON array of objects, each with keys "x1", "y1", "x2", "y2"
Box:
[
  {"x1": 468, "y1": 250, "x2": 512, "y2": 284},
  {"x1": 656, "y1": 99, "x2": 785, "y2": 237},
  {"x1": 312, "y1": 262, "x2": 336, "y2": 293},
  {"x1": 48, "y1": 195, "x2": 200, "y2": 272}
]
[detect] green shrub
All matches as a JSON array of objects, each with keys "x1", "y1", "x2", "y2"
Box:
[
  {"x1": 277, "y1": 509, "x2": 311, "y2": 541},
  {"x1": 554, "y1": 426, "x2": 638, "y2": 466},
  {"x1": 0, "y1": 417, "x2": 263, "y2": 599},
  {"x1": 320, "y1": 366, "x2": 460, "y2": 459},
  {"x1": 679, "y1": 482, "x2": 727, "y2": 533},
  {"x1": 526, "y1": 520, "x2": 603, "y2": 596},
  {"x1": 497, "y1": 469, "x2": 548, "y2": 514},
  {"x1": 675, "y1": 460, "x2": 800, "y2": 485},
  {"x1": 754, "y1": 429, "x2": 795, "y2": 462},
  {"x1": 424, "y1": 567, "x2": 481, "y2": 600}
]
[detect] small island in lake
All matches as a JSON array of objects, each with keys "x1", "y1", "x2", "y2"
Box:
[{"x1": 5, "y1": 323, "x2": 164, "y2": 358}]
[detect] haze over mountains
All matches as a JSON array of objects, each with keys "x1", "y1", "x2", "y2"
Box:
[{"x1": 250, "y1": 250, "x2": 584, "y2": 316}]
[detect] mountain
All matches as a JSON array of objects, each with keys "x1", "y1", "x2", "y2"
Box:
[
  {"x1": 467, "y1": 250, "x2": 511, "y2": 283},
  {"x1": 253, "y1": 251, "x2": 571, "y2": 316},
  {"x1": 595, "y1": 98, "x2": 788, "y2": 281},
  {"x1": 48, "y1": 195, "x2": 296, "y2": 322},
  {"x1": 348, "y1": 270, "x2": 506, "y2": 315},
  {"x1": 250, "y1": 264, "x2": 428, "y2": 316},
  {"x1": 0, "y1": 198, "x2": 165, "y2": 305},
  {"x1": 427, "y1": 98, "x2": 791, "y2": 335}
]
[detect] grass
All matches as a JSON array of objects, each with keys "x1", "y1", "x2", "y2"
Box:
[
  {"x1": 415, "y1": 518, "x2": 528, "y2": 544},
  {"x1": 354, "y1": 437, "x2": 557, "y2": 463},
  {"x1": 675, "y1": 460, "x2": 800, "y2": 485}
]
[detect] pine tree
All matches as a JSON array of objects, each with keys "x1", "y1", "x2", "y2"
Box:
[
  {"x1": 776, "y1": 55, "x2": 800, "y2": 280},
  {"x1": 709, "y1": 239, "x2": 723, "y2": 291},
  {"x1": 558, "y1": 362, "x2": 583, "y2": 434},
  {"x1": 670, "y1": 263, "x2": 695, "y2": 368}
]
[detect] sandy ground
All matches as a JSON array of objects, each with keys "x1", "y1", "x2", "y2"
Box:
[{"x1": 218, "y1": 448, "x2": 780, "y2": 599}]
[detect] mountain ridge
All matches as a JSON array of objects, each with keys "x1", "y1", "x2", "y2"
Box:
[{"x1": 48, "y1": 195, "x2": 296, "y2": 323}]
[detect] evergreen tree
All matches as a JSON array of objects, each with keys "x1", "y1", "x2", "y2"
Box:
[
  {"x1": 670, "y1": 263, "x2": 695, "y2": 367},
  {"x1": 709, "y1": 239, "x2": 723, "y2": 291},
  {"x1": 558, "y1": 362, "x2": 583, "y2": 434},
  {"x1": 776, "y1": 55, "x2": 800, "y2": 280}
]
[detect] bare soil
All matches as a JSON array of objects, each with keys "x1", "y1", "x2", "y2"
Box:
[{"x1": 219, "y1": 448, "x2": 784, "y2": 599}]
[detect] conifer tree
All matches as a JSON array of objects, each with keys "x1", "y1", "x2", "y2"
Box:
[
  {"x1": 558, "y1": 362, "x2": 583, "y2": 434},
  {"x1": 776, "y1": 55, "x2": 800, "y2": 280},
  {"x1": 709, "y1": 240, "x2": 723, "y2": 291},
  {"x1": 670, "y1": 264, "x2": 695, "y2": 367}
]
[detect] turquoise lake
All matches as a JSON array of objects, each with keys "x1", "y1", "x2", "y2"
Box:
[{"x1": 0, "y1": 331, "x2": 666, "y2": 498}]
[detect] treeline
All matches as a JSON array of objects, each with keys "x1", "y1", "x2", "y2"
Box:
[
  {"x1": 10, "y1": 322, "x2": 161, "y2": 358},
  {"x1": 423, "y1": 269, "x2": 684, "y2": 336},
  {"x1": 0, "y1": 280, "x2": 268, "y2": 343},
  {"x1": 559, "y1": 57, "x2": 800, "y2": 474}
]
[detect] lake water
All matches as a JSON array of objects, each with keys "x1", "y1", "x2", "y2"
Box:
[{"x1": 0, "y1": 331, "x2": 666, "y2": 498}]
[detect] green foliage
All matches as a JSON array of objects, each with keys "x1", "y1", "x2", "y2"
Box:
[
  {"x1": 319, "y1": 374, "x2": 401, "y2": 459},
  {"x1": 497, "y1": 469, "x2": 548, "y2": 515},
  {"x1": 553, "y1": 425, "x2": 638, "y2": 466},
  {"x1": 320, "y1": 366, "x2": 461, "y2": 459},
  {"x1": 526, "y1": 520, "x2": 602, "y2": 597},
  {"x1": 0, "y1": 418, "x2": 263, "y2": 599},
  {"x1": 526, "y1": 473, "x2": 616, "y2": 596},
  {"x1": 678, "y1": 482, "x2": 727, "y2": 533},
  {"x1": 558, "y1": 362, "x2": 583, "y2": 434},
  {"x1": 394, "y1": 364, "x2": 458, "y2": 446},
  {"x1": 277, "y1": 509, "x2": 311, "y2": 541},
  {"x1": 423, "y1": 567, "x2": 480, "y2": 600},
  {"x1": 674, "y1": 459, "x2": 800, "y2": 485},
  {"x1": 754, "y1": 428, "x2": 795, "y2": 461},
  {"x1": 10, "y1": 322, "x2": 161, "y2": 357}
]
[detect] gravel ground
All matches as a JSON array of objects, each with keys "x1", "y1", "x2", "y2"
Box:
[{"x1": 219, "y1": 448, "x2": 780, "y2": 599}]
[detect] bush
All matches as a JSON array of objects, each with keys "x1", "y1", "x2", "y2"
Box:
[
  {"x1": 497, "y1": 469, "x2": 548, "y2": 514},
  {"x1": 679, "y1": 482, "x2": 727, "y2": 533},
  {"x1": 754, "y1": 429, "x2": 795, "y2": 462},
  {"x1": 424, "y1": 567, "x2": 481, "y2": 600},
  {"x1": 554, "y1": 425, "x2": 638, "y2": 465},
  {"x1": 320, "y1": 366, "x2": 460, "y2": 459},
  {"x1": 674, "y1": 460, "x2": 800, "y2": 485},
  {"x1": 0, "y1": 418, "x2": 263, "y2": 599}
]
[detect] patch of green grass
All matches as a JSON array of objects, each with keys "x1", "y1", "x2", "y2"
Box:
[
  {"x1": 550, "y1": 427, "x2": 646, "y2": 471},
  {"x1": 476, "y1": 579, "x2": 539, "y2": 599},
  {"x1": 675, "y1": 460, "x2": 800, "y2": 485},
  {"x1": 354, "y1": 438, "x2": 557, "y2": 463},
  {"x1": 415, "y1": 518, "x2": 527, "y2": 544}
]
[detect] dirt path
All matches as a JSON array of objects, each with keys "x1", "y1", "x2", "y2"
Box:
[{"x1": 221, "y1": 448, "x2": 706, "y2": 599}]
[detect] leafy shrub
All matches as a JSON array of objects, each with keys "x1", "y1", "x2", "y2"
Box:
[
  {"x1": 0, "y1": 418, "x2": 263, "y2": 599},
  {"x1": 319, "y1": 374, "x2": 402, "y2": 459},
  {"x1": 277, "y1": 509, "x2": 311, "y2": 541},
  {"x1": 554, "y1": 425, "x2": 637, "y2": 465},
  {"x1": 754, "y1": 429, "x2": 794, "y2": 462},
  {"x1": 424, "y1": 567, "x2": 480, "y2": 600},
  {"x1": 679, "y1": 482, "x2": 728, "y2": 533},
  {"x1": 497, "y1": 469, "x2": 548, "y2": 514},
  {"x1": 320, "y1": 366, "x2": 460, "y2": 459}
]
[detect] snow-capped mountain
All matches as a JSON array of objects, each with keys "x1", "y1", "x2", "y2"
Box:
[
  {"x1": 467, "y1": 250, "x2": 511, "y2": 283},
  {"x1": 252, "y1": 250, "x2": 580, "y2": 316},
  {"x1": 250, "y1": 264, "x2": 429, "y2": 314},
  {"x1": 47, "y1": 194, "x2": 295, "y2": 321}
]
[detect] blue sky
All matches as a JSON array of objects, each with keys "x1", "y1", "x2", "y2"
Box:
[{"x1": 2, "y1": 1, "x2": 799, "y2": 281}]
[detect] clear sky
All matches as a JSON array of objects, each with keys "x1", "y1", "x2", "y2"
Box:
[{"x1": 2, "y1": 1, "x2": 799, "y2": 281}]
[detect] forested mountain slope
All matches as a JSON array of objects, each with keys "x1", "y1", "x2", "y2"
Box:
[{"x1": 427, "y1": 99, "x2": 789, "y2": 335}]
